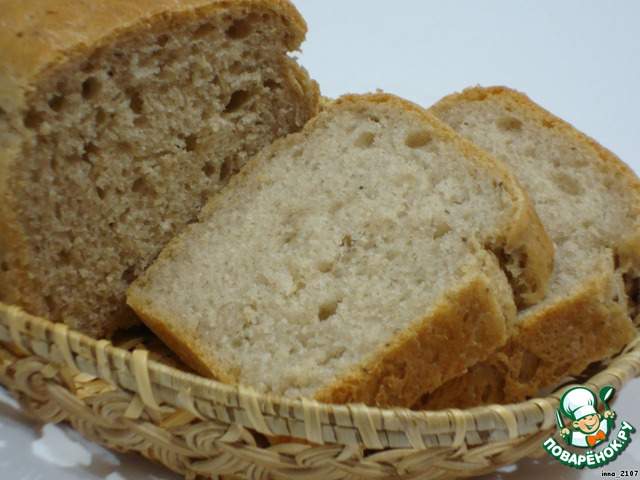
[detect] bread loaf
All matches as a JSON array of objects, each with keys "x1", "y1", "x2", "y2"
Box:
[
  {"x1": 0, "y1": 0, "x2": 320, "y2": 337},
  {"x1": 127, "y1": 93, "x2": 554, "y2": 407},
  {"x1": 418, "y1": 86, "x2": 639, "y2": 408}
]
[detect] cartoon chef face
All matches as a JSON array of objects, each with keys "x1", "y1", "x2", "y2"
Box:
[
  {"x1": 560, "y1": 387, "x2": 601, "y2": 433},
  {"x1": 572, "y1": 413, "x2": 601, "y2": 434}
]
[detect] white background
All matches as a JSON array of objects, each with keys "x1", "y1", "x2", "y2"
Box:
[{"x1": 1, "y1": 1, "x2": 639, "y2": 478}]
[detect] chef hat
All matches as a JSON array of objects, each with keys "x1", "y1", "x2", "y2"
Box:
[{"x1": 560, "y1": 387, "x2": 598, "y2": 421}]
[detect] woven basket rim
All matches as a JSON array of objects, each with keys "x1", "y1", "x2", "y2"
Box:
[{"x1": 1, "y1": 300, "x2": 639, "y2": 451}]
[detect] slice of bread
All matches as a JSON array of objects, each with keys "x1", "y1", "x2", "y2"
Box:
[
  {"x1": 0, "y1": 0, "x2": 320, "y2": 337},
  {"x1": 127, "y1": 93, "x2": 554, "y2": 407},
  {"x1": 417, "y1": 86, "x2": 639, "y2": 408}
]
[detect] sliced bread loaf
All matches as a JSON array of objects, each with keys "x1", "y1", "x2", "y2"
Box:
[
  {"x1": 127, "y1": 93, "x2": 554, "y2": 407},
  {"x1": 0, "y1": 0, "x2": 320, "y2": 337},
  {"x1": 418, "y1": 86, "x2": 640, "y2": 408}
]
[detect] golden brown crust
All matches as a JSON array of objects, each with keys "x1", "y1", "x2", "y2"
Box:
[
  {"x1": 419, "y1": 262, "x2": 637, "y2": 408},
  {"x1": 131, "y1": 297, "x2": 238, "y2": 384},
  {"x1": 417, "y1": 86, "x2": 640, "y2": 408},
  {"x1": 314, "y1": 261, "x2": 510, "y2": 407}
]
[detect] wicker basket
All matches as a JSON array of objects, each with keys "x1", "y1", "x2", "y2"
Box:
[{"x1": 0, "y1": 302, "x2": 638, "y2": 479}]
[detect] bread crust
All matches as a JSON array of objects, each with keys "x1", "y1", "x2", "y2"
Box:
[
  {"x1": 313, "y1": 251, "x2": 512, "y2": 406},
  {"x1": 420, "y1": 258, "x2": 637, "y2": 408},
  {"x1": 418, "y1": 86, "x2": 640, "y2": 408}
]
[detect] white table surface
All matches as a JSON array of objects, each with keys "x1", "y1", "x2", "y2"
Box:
[{"x1": 1, "y1": 1, "x2": 639, "y2": 478}]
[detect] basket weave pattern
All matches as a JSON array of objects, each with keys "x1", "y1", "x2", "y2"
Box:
[{"x1": 1, "y1": 302, "x2": 639, "y2": 479}]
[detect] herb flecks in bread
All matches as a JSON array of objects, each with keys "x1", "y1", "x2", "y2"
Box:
[
  {"x1": 0, "y1": 0, "x2": 319, "y2": 337},
  {"x1": 418, "y1": 86, "x2": 639, "y2": 408},
  {"x1": 127, "y1": 93, "x2": 554, "y2": 407}
]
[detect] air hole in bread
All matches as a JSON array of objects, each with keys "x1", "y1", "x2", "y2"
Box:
[
  {"x1": 185, "y1": 134, "x2": 198, "y2": 152},
  {"x1": 433, "y1": 221, "x2": 452, "y2": 239},
  {"x1": 118, "y1": 207, "x2": 131, "y2": 223},
  {"x1": 95, "y1": 107, "x2": 107, "y2": 126},
  {"x1": 224, "y1": 90, "x2": 251, "y2": 113},
  {"x1": 129, "y1": 91, "x2": 144, "y2": 114},
  {"x1": 131, "y1": 177, "x2": 146, "y2": 193},
  {"x1": 43, "y1": 295, "x2": 54, "y2": 313},
  {"x1": 283, "y1": 230, "x2": 297, "y2": 244},
  {"x1": 517, "y1": 350, "x2": 541, "y2": 382},
  {"x1": 328, "y1": 202, "x2": 343, "y2": 214},
  {"x1": 117, "y1": 141, "x2": 132, "y2": 155},
  {"x1": 581, "y1": 219, "x2": 594, "y2": 229},
  {"x1": 58, "y1": 249, "x2": 71, "y2": 264},
  {"x1": 226, "y1": 18, "x2": 253, "y2": 39},
  {"x1": 156, "y1": 34, "x2": 170, "y2": 46},
  {"x1": 341, "y1": 234, "x2": 354, "y2": 247},
  {"x1": 354, "y1": 131, "x2": 375, "y2": 148},
  {"x1": 134, "y1": 116, "x2": 148, "y2": 127},
  {"x1": 201, "y1": 161, "x2": 215, "y2": 177},
  {"x1": 405, "y1": 130, "x2": 433, "y2": 149},
  {"x1": 194, "y1": 23, "x2": 216, "y2": 38},
  {"x1": 23, "y1": 108, "x2": 44, "y2": 129},
  {"x1": 219, "y1": 157, "x2": 233, "y2": 183},
  {"x1": 553, "y1": 171, "x2": 584, "y2": 196},
  {"x1": 228, "y1": 61, "x2": 244, "y2": 75},
  {"x1": 96, "y1": 186, "x2": 106, "y2": 200},
  {"x1": 48, "y1": 95, "x2": 65, "y2": 112},
  {"x1": 496, "y1": 117, "x2": 522, "y2": 132},
  {"x1": 263, "y1": 78, "x2": 278, "y2": 90},
  {"x1": 121, "y1": 265, "x2": 137, "y2": 283},
  {"x1": 290, "y1": 146, "x2": 304, "y2": 159},
  {"x1": 0, "y1": 261, "x2": 8, "y2": 272},
  {"x1": 623, "y1": 272, "x2": 640, "y2": 320},
  {"x1": 317, "y1": 261, "x2": 333, "y2": 273},
  {"x1": 318, "y1": 299, "x2": 340, "y2": 321},
  {"x1": 81, "y1": 76, "x2": 101, "y2": 99},
  {"x1": 542, "y1": 119, "x2": 554, "y2": 129},
  {"x1": 82, "y1": 142, "x2": 99, "y2": 164}
]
